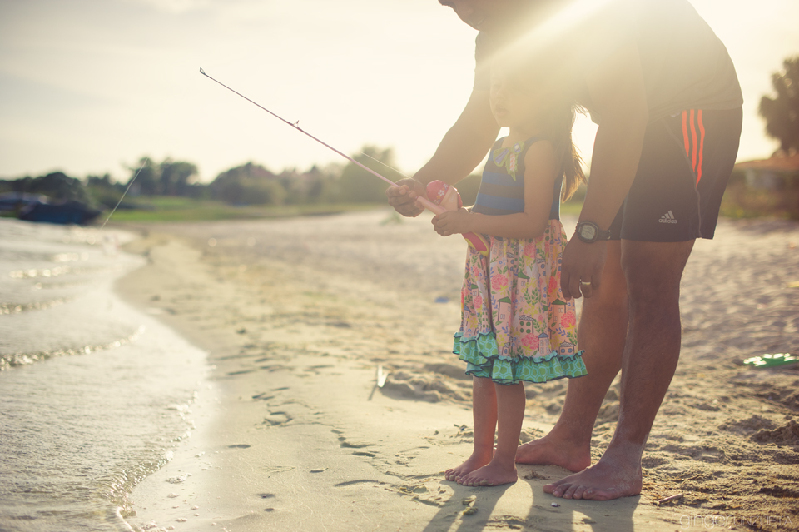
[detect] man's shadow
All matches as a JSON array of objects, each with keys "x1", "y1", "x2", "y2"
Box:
[
  {"x1": 422, "y1": 465, "x2": 638, "y2": 532},
  {"x1": 519, "y1": 465, "x2": 638, "y2": 532}
]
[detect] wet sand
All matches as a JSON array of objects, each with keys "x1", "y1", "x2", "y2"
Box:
[{"x1": 116, "y1": 211, "x2": 799, "y2": 532}]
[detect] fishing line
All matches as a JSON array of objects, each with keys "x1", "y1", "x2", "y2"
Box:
[
  {"x1": 199, "y1": 67, "x2": 409, "y2": 187},
  {"x1": 98, "y1": 162, "x2": 147, "y2": 230}
]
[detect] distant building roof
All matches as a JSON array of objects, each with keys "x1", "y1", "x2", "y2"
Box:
[{"x1": 735, "y1": 152, "x2": 799, "y2": 172}]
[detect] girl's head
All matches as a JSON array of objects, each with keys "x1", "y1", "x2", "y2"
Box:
[{"x1": 490, "y1": 49, "x2": 585, "y2": 200}]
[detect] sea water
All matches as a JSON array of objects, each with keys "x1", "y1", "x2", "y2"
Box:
[{"x1": 0, "y1": 219, "x2": 211, "y2": 531}]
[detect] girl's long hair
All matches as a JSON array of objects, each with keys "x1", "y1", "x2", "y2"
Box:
[{"x1": 547, "y1": 101, "x2": 585, "y2": 201}]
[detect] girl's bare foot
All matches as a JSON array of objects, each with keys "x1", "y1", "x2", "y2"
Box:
[
  {"x1": 444, "y1": 452, "x2": 492, "y2": 482},
  {"x1": 458, "y1": 460, "x2": 518, "y2": 487}
]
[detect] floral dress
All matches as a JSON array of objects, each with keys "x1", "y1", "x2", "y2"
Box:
[{"x1": 453, "y1": 138, "x2": 587, "y2": 385}]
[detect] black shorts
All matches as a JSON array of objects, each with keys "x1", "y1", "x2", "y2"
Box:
[{"x1": 609, "y1": 107, "x2": 742, "y2": 241}]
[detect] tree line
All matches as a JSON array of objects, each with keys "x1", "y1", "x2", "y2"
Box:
[{"x1": 1, "y1": 145, "x2": 483, "y2": 210}]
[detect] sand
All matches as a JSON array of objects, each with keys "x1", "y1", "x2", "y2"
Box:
[{"x1": 115, "y1": 211, "x2": 799, "y2": 532}]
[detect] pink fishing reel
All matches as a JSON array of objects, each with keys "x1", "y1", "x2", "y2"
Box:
[{"x1": 421, "y1": 181, "x2": 489, "y2": 256}]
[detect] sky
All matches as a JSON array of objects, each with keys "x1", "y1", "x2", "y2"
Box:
[{"x1": 0, "y1": 0, "x2": 797, "y2": 183}]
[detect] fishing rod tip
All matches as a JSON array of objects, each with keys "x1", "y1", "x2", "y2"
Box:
[{"x1": 199, "y1": 67, "x2": 206, "y2": 76}]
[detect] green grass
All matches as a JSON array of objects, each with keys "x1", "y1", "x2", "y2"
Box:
[
  {"x1": 101, "y1": 197, "x2": 383, "y2": 224},
  {"x1": 98, "y1": 195, "x2": 589, "y2": 225},
  {"x1": 561, "y1": 200, "x2": 584, "y2": 217}
]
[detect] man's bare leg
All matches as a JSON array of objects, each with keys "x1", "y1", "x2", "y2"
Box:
[
  {"x1": 545, "y1": 240, "x2": 694, "y2": 500},
  {"x1": 445, "y1": 376, "x2": 497, "y2": 481},
  {"x1": 516, "y1": 241, "x2": 627, "y2": 472}
]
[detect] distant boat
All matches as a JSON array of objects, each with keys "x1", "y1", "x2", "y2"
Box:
[
  {"x1": 0, "y1": 192, "x2": 48, "y2": 212},
  {"x1": 18, "y1": 201, "x2": 102, "y2": 226}
]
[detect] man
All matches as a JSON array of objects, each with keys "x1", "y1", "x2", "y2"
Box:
[{"x1": 387, "y1": 0, "x2": 742, "y2": 500}]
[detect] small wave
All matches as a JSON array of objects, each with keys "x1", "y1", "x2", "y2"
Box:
[
  {"x1": 0, "y1": 326, "x2": 145, "y2": 371},
  {"x1": 0, "y1": 298, "x2": 68, "y2": 315}
]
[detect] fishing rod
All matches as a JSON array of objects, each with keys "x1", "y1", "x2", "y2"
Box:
[
  {"x1": 198, "y1": 68, "x2": 438, "y2": 205},
  {"x1": 198, "y1": 67, "x2": 488, "y2": 254}
]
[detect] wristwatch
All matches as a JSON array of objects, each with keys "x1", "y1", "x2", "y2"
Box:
[{"x1": 575, "y1": 221, "x2": 611, "y2": 243}]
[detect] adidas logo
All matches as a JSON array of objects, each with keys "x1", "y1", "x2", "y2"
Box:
[{"x1": 659, "y1": 211, "x2": 678, "y2": 224}]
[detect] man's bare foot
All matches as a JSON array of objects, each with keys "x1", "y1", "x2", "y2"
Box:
[
  {"x1": 515, "y1": 432, "x2": 591, "y2": 472},
  {"x1": 458, "y1": 460, "x2": 518, "y2": 487},
  {"x1": 543, "y1": 447, "x2": 642, "y2": 500},
  {"x1": 444, "y1": 453, "x2": 492, "y2": 482}
]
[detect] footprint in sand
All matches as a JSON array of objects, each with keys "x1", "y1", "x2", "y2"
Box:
[{"x1": 262, "y1": 412, "x2": 292, "y2": 426}]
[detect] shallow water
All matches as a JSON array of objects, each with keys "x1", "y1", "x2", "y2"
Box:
[{"x1": 0, "y1": 220, "x2": 211, "y2": 531}]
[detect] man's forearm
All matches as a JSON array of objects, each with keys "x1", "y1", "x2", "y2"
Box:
[
  {"x1": 413, "y1": 89, "x2": 499, "y2": 186},
  {"x1": 579, "y1": 114, "x2": 648, "y2": 230}
]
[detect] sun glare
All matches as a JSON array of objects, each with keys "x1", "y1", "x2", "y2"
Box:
[{"x1": 494, "y1": 0, "x2": 615, "y2": 60}]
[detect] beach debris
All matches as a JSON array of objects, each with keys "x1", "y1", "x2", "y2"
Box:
[
  {"x1": 551, "y1": 503, "x2": 560, "y2": 507},
  {"x1": 310, "y1": 468, "x2": 326, "y2": 473},
  {"x1": 656, "y1": 493, "x2": 684, "y2": 505},
  {"x1": 462, "y1": 506, "x2": 478, "y2": 515},
  {"x1": 742, "y1": 353, "x2": 798, "y2": 368},
  {"x1": 191, "y1": 505, "x2": 199, "y2": 510},
  {"x1": 462, "y1": 495, "x2": 476, "y2": 505},
  {"x1": 177, "y1": 518, "x2": 187, "y2": 522},
  {"x1": 787, "y1": 280, "x2": 799, "y2": 288},
  {"x1": 167, "y1": 493, "x2": 179, "y2": 498},
  {"x1": 523, "y1": 471, "x2": 549, "y2": 480},
  {"x1": 376, "y1": 365, "x2": 387, "y2": 388},
  {"x1": 166, "y1": 475, "x2": 188, "y2": 484},
  {"x1": 434, "y1": 296, "x2": 449, "y2": 304}
]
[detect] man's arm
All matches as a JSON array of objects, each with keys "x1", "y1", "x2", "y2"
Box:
[
  {"x1": 561, "y1": 38, "x2": 649, "y2": 299},
  {"x1": 413, "y1": 87, "x2": 499, "y2": 186},
  {"x1": 386, "y1": 87, "x2": 499, "y2": 216}
]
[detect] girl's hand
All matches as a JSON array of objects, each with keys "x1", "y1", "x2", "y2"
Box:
[{"x1": 432, "y1": 208, "x2": 472, "y2": 236}]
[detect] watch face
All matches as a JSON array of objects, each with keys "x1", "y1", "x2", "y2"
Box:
[{"x1": 581, "y1": 224, "x2": 597, "y2": 240}]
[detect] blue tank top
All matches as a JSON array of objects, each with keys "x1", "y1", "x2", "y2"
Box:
[{"x1": 472, "y1": 137, "x2": 562, "y2": 221}]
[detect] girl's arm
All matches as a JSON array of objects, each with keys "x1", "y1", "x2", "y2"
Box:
[{"x1": 432, "y1": 140, "x2": 559, "y2": 240}]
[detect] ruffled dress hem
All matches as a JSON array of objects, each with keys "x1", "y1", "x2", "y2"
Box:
[{"x1": 454, "y1": 331, "x2": 588, "y2": 385}]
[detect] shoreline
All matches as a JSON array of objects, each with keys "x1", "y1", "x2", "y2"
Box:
[{"x1": 115, "y1": 213, "x2": 799, "y2": 531}]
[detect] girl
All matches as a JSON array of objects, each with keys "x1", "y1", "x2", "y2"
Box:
[{"x1": 430, "y1": 55, "x2": 588, "y2": 487}]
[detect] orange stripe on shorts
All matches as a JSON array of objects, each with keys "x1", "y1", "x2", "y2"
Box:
[
  {"x1": 696, "y1": 110, "x2": 705, "y2": 184},
  {"x1": 689, "y1": 109, "x2": 698, "y2": 173},
  {"x1": 682, "y1": 111, "x2": 690, "y2": 156}
]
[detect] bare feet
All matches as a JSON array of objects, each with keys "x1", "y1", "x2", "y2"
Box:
[
  {"x1": 458, "y1": 460, "x2": 518, "y2": 487},
  {"x1": 515, "y1": 432, "x2": 591, "y2": 472},
  {"x1": 543, "y1": 447, "x2": 643, "y2": 500},
  {"x1": 444, "y1": 453, "x2": 492, "y2": 482}
]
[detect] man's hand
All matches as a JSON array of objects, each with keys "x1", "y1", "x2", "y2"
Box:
[
  {"x1": 561, "y1": 237, "x2": 608, "y2": 300},
  {"x1": 386, "y1": 178, "x2": 426, "y2": 217},
  {"x1": 432, "y1": 208, "x2": 472, "y2": 236}
]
